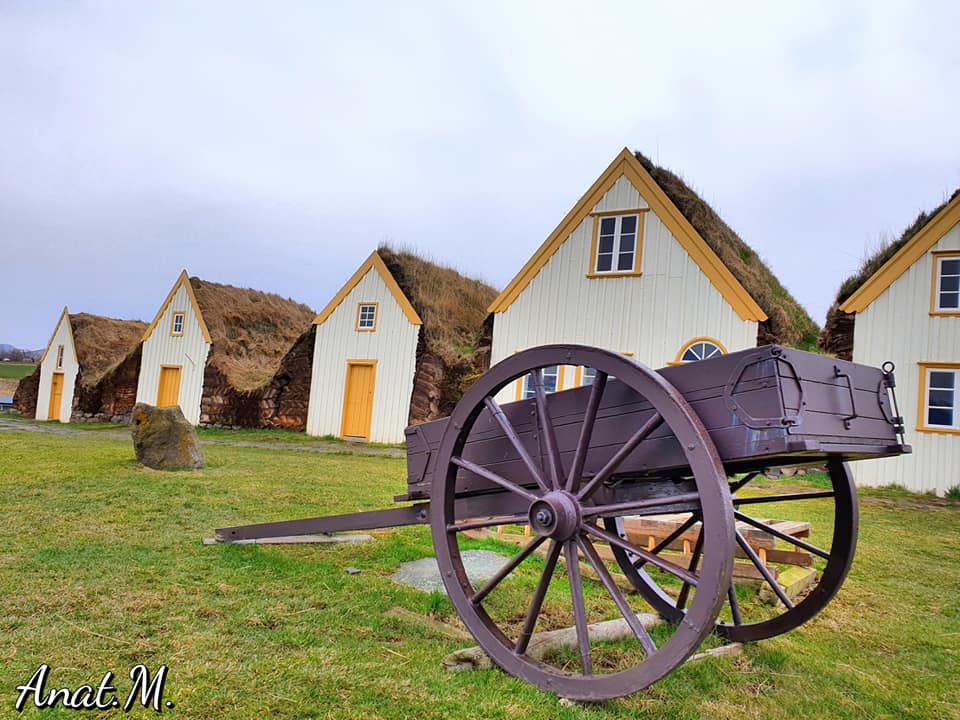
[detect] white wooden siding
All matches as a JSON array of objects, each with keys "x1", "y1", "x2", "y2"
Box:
[
  {"x1": 136, "y1": 283, "x2": 210, "y2": 425},
  {"x1": 851, "y1": 222, "x2": 960, "y2": 495},
  {"x1": 491, "y1": 173, "x2": 758, "y2": 401},
  {"x1": 35, "y1": 315, "x2": 79, "y2": 422},
  {"x1": 306, "y1": 268, "x2": 420, "y2": 443}
]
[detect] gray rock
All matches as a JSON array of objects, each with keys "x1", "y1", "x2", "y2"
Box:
[
  {"x1": 130, "y1": 403, "x2": 205, "y2": 470},
  {"x1": 392, "y1": 550, "x2": 509, "y2": 594}
]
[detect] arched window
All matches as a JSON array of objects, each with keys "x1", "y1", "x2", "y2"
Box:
[{"x1": 675, "y1": 337, "x2": 727, "y2": 363}]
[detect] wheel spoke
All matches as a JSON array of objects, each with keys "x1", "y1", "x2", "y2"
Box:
[
  {"x1": 452, "y1": 456, "x2": 539, "y2": 502},
  {"x1": 734, "y1": 511, "x2": 830, "y2": 560},
  {"x1": 735, "y1": 529, "x2": 795, "y2": 609},
  {"x1": 727, "y1": 583, "x2": 743, "y2": 626},
  {"x1": 578, "y1": 535, "x2": 657, "y2": 656},
  {"x1": 484, "y1": 396, "x2": 550, "y2": 493},
  {"x1": 515, "y1": 540, "x2": 562, "y2": 655},
  {"x1": 581, "y1": 491, "x2": 701, "y2": 519},
  {"x1": 728, "y1": 471, "x2": 761, "y2": 494},
  {"x1": 582, "y1": 522, "x2": 698, "y2": 586},
  {"x1": 564, "y1": 540, "x2": 592, "y2": 675},
  {"x1": 471, "y1": 535, "x2": 547, "y2": 605},
  {"x1": 734, "y1": 491, "x2": 835, "y2": 506},
  {"x1": 577, "y1": 412, "x2": 663, "y2": 500},
  {"x1": 566, "y1": 371, "x2": 608, "y2": 492},
  {"x1": 530, "y1": 371, "x2": 564, "y2": 490},
  {"x1": 677, "y1": 523, "x2": 704, "y2": 611},
  {"x1": 632, "y1": 513, "x2": 700, "y2": 568},
  {"x1": 447, "y1": 513, "x2": 528, "y2": 533}
]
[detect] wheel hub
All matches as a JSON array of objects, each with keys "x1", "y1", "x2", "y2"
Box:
[{"x1": 529, "y1": 491, "x2": 581, "y2": 540}]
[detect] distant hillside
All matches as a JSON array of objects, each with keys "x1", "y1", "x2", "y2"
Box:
[{"x1": 0, "y1": 344, "x2": 42, "y2": 362}]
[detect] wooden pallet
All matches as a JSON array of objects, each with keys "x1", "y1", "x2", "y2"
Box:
[{"x1": 470, "y1": 512, "x2": 812, "y2": 584}]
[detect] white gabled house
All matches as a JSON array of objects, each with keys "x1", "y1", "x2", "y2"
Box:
[
  {"x1": 833, "y1": 190, "x2": 960, "y2": 495},
  {"x1": 306, "y1": 251, "x2": 423, "y2": 443},
  {"x1": 135, "y1": 271, "x2": 213, "y2": 425},
  {"x1": 34, "y1": 307, "x2": 79, "y2": 422},
  {"x1": 488, "y1": 148, "x2": 814, "y2": 401},
  {"x1": 19, "y1": 308, "x2": 146, "y2": 423},
  {"x1": 133, "y1": 270, "x2": 315, "y2": 426}
]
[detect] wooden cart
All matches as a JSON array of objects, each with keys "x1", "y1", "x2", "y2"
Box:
[{"x1": 215, "y1": 344, "x2": 909, "y2": 701}]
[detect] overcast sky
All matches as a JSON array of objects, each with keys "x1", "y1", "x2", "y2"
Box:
[{"x1": 3, "y1": 1, "x2": 958, "y2": 349}]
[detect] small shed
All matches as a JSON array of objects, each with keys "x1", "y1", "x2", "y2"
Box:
[
  {"x1": 305, "y1": 247, "x2": 496, "y2": 443},
  {"x1": 133, "y1": 271, "x2": 315, "y2": 425},
  {"x1": 13, "y1": 307, "x2": 146, "y2": 422},
  {"x1": 820, "y1": 189, "x2": 960, "y2": 494}
]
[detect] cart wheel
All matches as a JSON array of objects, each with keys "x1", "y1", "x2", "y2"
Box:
[
  {"x1": 430, "y1": 345, "x2": 735, "y2": 701},
  {"x1": 604, "y1": 457, "x2": 857, "y2": 643}
]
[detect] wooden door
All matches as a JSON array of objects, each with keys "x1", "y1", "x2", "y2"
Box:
[
  {"x1": 47, "y1": 373, "x2": 64, "y2": 421},
  {"x1": 340, "y1": 361, "x2": 376, "y2": 440},
  {"x1": 157, "y1": 366, "x2": 182, "y2": 408}
]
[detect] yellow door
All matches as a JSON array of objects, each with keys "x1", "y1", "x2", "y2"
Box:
[
  {"x1": 47, "y1": 373, "x2": 64, "y2": 421},
  {"x1": 157, "y1": 366, "x2": 182, "y2": 407},
  {"x1": 341, "y1": 361, "x2": 376, "y2": 440}
]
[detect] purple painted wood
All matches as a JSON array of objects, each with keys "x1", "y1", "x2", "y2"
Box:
[{"x1": 401, "y1": 345, "x2": 908, "y2": 501}]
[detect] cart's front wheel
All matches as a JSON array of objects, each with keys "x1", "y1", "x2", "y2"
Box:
[{"x1": 430, "y1": 345, "x2": 735, "y2": 701}]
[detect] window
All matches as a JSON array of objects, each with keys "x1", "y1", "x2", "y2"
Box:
[
  {"x1": 933, "y1": 253, "x2": 960, "y2": 313},
  {"x1": 581, "y1": 367, "x2": 596, "y2": 386},
  {"x1": 919, "y1": 364, "x2": 960, "y2": 433},
  {"x1": 55, "y1": 345, "x2": 64, "y2": 369},
  {"x1": 356, "y1": 302, "x2": 378, "y2": 331},
  {"x1": 590, "y1": 212, "x2": 644, "y2": 275},
  {"x1": 522, "y1": 366, "x2": 560, "y2": 399},
  {"x1": 675, "y1": 338, "x2": 727, "y2": 364},
  {"x1": 170, "y1": 312, "x2": 185, "y2": 336}
]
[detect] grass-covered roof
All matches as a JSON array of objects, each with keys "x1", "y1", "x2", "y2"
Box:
[
  {"x1": 377, "y1": 246, "x2": 498, "y2": 365},
  {"x1": 633, "y1": 151, "x2": 819, "y2": 348},
  {"x1": 190, "y1": 277, "x2": 316, "y2": 392},
  {"x1": 69, "y1": 313, "x2": 147, "y2": 388}
]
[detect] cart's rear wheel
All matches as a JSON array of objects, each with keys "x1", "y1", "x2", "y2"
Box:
[
  {"x1": 430, "y1": 345, "x2": 735, "y2": 701},
  {"x1": 604, "y1": 458, "x2": 857, "y2": 642}
]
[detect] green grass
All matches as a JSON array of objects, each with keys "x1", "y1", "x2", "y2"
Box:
[
  {"x1": 0, "y1": 361, "x2": 35, "y2": 379},
  {"x1": 0, "y1": 430, "x2": 957, "y2": 719}
]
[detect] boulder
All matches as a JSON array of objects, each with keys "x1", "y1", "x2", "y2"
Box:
[{"x1": 130, "y1": 403, "x2": 205, "y2": 470}]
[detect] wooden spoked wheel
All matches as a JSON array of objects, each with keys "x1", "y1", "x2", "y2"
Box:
[
  {"x1": 430, "y1": 345, "x2": 735, "y2": 701},
  {"x1": 605, "y1": 458, "x2": 857, "y2": 643}
]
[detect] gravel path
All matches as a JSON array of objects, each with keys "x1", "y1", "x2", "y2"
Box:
[{"x1": 0, "y1": 417, "x2": 405, "y2": 458}]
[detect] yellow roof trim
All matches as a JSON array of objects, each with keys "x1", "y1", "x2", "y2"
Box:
[
  {"x1": 314, "y1": 251, "x2": 422, "y2": 326},
  {"x1": 840, "y1": 193, "x2": 960, "y2": 313},
  {"x1": 487, "y1": 149, "x2": 767, "y2": 322},
  {"x1": 141, "y1": 270, "x2": 213, "y2": 344},
  {"x1": 38, "y1": 306, "x2": 77, "y2": 366}
]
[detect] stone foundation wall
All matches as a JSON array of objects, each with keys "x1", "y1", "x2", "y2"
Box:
[
  {"x1": 12, "y1": 367, "x2": 40, "y2": 417},
  {"x1": 255, "y1": 326, "x2": 315, "y2": 429},
  {"x1": 74, "y1": 346, "x2": 143, "y2": 423}
]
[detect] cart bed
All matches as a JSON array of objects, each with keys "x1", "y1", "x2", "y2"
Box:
[{"x1": 401, "y1": 345, "x2": 908, "y2": 501}]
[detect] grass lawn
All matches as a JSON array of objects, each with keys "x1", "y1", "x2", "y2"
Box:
[
  {"x1": 0, "y1": 429, "x2": 957, "y2": 719},
  {"x1": 0, "y1": 362, "x2": 36, "y2": 380}
]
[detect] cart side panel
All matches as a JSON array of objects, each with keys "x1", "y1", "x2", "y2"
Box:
[{"x1": 402, "y1": 346, "x2": 906, "y2": 498}]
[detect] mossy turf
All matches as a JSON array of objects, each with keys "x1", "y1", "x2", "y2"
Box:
[{"x1": 1, "y1": 430, "x2": 957, "y2": 719}]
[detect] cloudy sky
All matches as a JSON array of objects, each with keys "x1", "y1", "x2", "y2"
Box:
[{"x1": 3, "y1": 1, "x2": 958, "y2": 349}]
